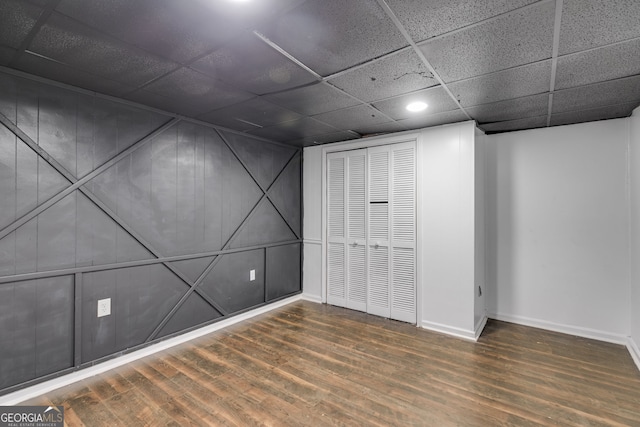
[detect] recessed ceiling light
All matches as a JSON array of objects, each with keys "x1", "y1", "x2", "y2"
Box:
[{"x1": 406, "y1": 101, "x2": 428, "y2": 112}]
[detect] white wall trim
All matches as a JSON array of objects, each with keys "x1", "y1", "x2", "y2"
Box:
[
  {"x1": 490, "y1": 312, "x2": 628, "y2": 345},
  {"x1": 627, "y1": 337, "x2": 640, "y2": 372},
  {"x1": 474, "y1": 315, "x2": 488, "y2": 340},
  {"x1": 0, "y1": 295, "x2": 303, "y2": 406},
  {"x1": 303, "y1": 239, "x2": 322, "y2": 245},
  {"x1": 301, "y1": 293, "x2": 323, "y2": 304},
  {"x1": 420, "y1": 320, "x2": 478, "y2": 341}
]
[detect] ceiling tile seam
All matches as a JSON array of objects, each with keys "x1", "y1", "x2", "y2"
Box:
[
  {"x1": 8, "y1": 0, "x2": 62, "y2": 67},
  {"x1": 479, "y1": 114, "x2": 549, "y2": 126},
  {"x1": 308, "y1": 102, "x2": 397, "y2": 129},
  {"x1": 557, "y1": 35, "x2": 640, "y2": 58},
  {"x1": 442, "y1": 58, "x2": 552, "y2": 85},
  {"x1": 551, "y1": 99, "x2": 640, "y2": 116},
  {"x1": 462, "y1": 91, "x2": 550, "y2": 110},
  {"x1": 322, "y1": 46, "x2": 415, "y2": 81},
  {"x1": 376, "y1": 0, "x2": 471, "y2": 120},
  {"x1": 547, "y1": 0, "x2": 564, "y2": 126},
  {"x1": 252, "y1": 30, "x2": 323, "y2": 81},
  {"x1": 320, "y1": 81, "x2": 398, "y2": 123},
  {"x1": 412, "y1": 0, "x2": 554, "y2": 45}
]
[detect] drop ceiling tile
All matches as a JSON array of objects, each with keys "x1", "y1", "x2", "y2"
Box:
[
  {"x1": 263, "y1": 82, "x2": 360, "y2": 116},
  {"x1": 449, "y1": 60, "x2": 551, "y2": 108},
  {"x1": 13, "y1": 51, "x2": 135, "y2": 97},
  {"x1": 260, "y1": 0, "x2": 408, "y2": 76},
  {"x1": 355, "y1": 121, "x2": 406, "y2": 136},
  {"x1": 479, "y1": 115, "x2": 548, "y2": 133},
  {"x1": 559, "y1": 0, "x2": 640, "y2": 55},
  {"x1": 551, "y1": 102, "x2": 637, "y2": 127},
  {"x1": 191, "y1": 32, "x2": 317, "y2": 95},
  {"x1": 372, "y1": 86, "x2": 459, "y2": 120},
  {"x1": 247, "y1": 117, "x2": 338, "y2": 142},
  {"x1": 0, "y1": 46, "x2": 16, "y2": 66},
  {"x1": 552, "y1": 75, "x2": 640, "y2": 114},
  {"x1": 466, "y1": 93, "x2": 549, "y2": 123},
  {"x1": 56, "y1": 0, "x2": 303, "y2": 64},
  {"x1": 327, "y1": 49, "x2": 438, "y2": 102},
  {"x1": 0, "y1": 0, "x2": 42, "y2": 49},
  {"x1": 313, "y1": 105, "x2": 393, "y2": 133},
  {"x1": 289, "y1": 131, "x2": 361, "y2": 147},
  {"x1": 124, "y1": 89, "x2": 195, "y2": 117},
  {"x1": 138, "y1": 67, "x2": 254, "y2": 116},
  {"x1": 29, "y1": 12, "x2": 179, "y2": 87},
  {"x1": 419, "y1": 1, "x2": 555, "y2": 82},
  {"x1": 555, "y1": 39, "x2": 640, "y2": 90},
  {"x1": 386, "y1": 0, "x2": 539, "y2": 42},
  {"x1": 397, "y1": 109, "x2": 469, "y2": 131},
  {"x1": 198, "y1": 97, "x2": 302, "y2": 132}
]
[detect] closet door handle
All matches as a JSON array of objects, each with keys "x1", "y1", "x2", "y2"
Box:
[{"x1": 374, "y1": 241, "x2": 380, "y2": 249}]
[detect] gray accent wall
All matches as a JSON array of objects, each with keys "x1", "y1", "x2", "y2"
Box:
[{"x1": 0, "y1": 70, "x2": 302, "y2": 393}]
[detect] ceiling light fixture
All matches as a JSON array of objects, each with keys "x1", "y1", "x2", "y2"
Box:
[{"x1": 406, "y1": 101, "x2": 428, "y2": 112}]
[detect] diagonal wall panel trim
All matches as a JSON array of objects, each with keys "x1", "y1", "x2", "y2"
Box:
[
  {"x1": 146, "y1": 150, "x2": 299, "y2": 341},
  {"x1": 218, "y1": 131, "x2": 301, "y2": 239},
  {"x1": 0, "y1": 240, "x2": 301, "y2": 285},
  {"x1": 0, "y1": 113, "x2": 181, "y2": 241},
  {"x1": 0, "y1": 111, "x2": 228, "y2": 316}
]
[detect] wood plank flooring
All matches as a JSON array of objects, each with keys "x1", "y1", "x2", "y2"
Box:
[{"x1": 22, "y1": 301, "x2": 640, "y2": 426}]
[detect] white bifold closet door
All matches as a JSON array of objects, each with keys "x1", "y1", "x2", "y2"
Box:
[
  {"x1": 327, "y1": 142, "x2": 416, "y2": 323},
  {"x1": 327, "y1": 149, "x2": 367, "y2": 312}
]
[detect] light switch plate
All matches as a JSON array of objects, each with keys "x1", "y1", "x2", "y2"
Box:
[
  {"x1": 250, "y1": 269, "x2": 255, "y2": 281},
  {"x1": 97, "y1": 298, "x2": 111, "y2": 317}
]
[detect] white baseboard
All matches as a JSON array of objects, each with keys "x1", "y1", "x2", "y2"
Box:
[
  {"x1": 301, "y1": 293, "x2": 323, "y2": 304},
  {"x1": 474, "y1": 316, "x2": 488, "y2": 340},
  {"x1": 0, "y1": 295, "x2": 303, "y2": 406},
  {"x1": 490, "y1": 312, "x2": 628, "y2": 345},
  {"x1": 420, "y1": 320, "x2": 477, "y2": 341},
  {"x1": 627, "y1": 337, "x2": 640, "y2": 372}
]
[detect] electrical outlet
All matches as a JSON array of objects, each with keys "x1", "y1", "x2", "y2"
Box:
[
  {"x1": 250, "y1": 269, "x2": 255, "y2": 281},
  {"x1": 97, "y1": 298, "x2": 111, "y2": 317}
]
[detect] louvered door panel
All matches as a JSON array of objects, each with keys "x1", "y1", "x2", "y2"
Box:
[
  {"x1": 327, "y1": 154, "x2": 346, "y2": 307},
  {"x1": 346, "y1": 152, "x2": 367, "y2": 311},
  {"x1": 391, "y1": 247, "x2": 415, "y2": 322},
  {"x1": 390, "y1": 142, "x2": 416, "y2": 323},
  {"x1": 367, "y1": 244, "x2": 389, "y2": 317}
]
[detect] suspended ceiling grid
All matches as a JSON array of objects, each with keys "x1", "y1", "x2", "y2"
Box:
[{"x1": 1, "y1": 0, "x2": 639, "y2": 147}]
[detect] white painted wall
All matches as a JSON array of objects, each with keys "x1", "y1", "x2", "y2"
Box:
[
  {"x1": 302, "y1": 145, "x2": 323, "y2": 302},
  {"x1": 486, "y1": 120, "x2": 630, "y2": 343},
  {"x1": 419, "y1": 121, "x2": 478, "y2": 338},
  {"x1": 629, "y1": 107, "x2": 640, "y2": 367},
  {"x1": 474, "y1": 129, "x2": 487, "y2": 334}
]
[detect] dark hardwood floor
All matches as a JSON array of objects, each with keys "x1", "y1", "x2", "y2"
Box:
[{"x1": 23, "y1": 301, "x2": 640, "y2": 426}]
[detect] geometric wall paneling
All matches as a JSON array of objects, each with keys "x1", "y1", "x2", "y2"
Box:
[
  {"x1": 266, "y1": 243, "x2": 301, "y2": 301},
  {"x1": 81, "y1": 264, "x2": 186, "y2": 362},
  {"x1": 0, "y1": 123, "x2": 69, "y2": 231},
  {"x1": 267, "y1": 152, "x2": 302, "y2": 237},
  {"x1": 197, "y1": 249, "x2": 266, "y2": 314},
  {"x1": 168, "y1": 257, "x2": 217, "y2": 285},
  {"x1": 156, "y1": 292, "x2": 222, "y2": 340},
  {"x1": 219, "y1": 129, "x2": 297, "y2": 189},
  {"x1": 0, "y1": 69, "x2": 302, "y2": 393},
  {"x1": 0, "y1": 275, "x2": 74, "y2": 390},
  {"x1": 228, "y1": 198, "x2": 298, "y2": 250}
]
